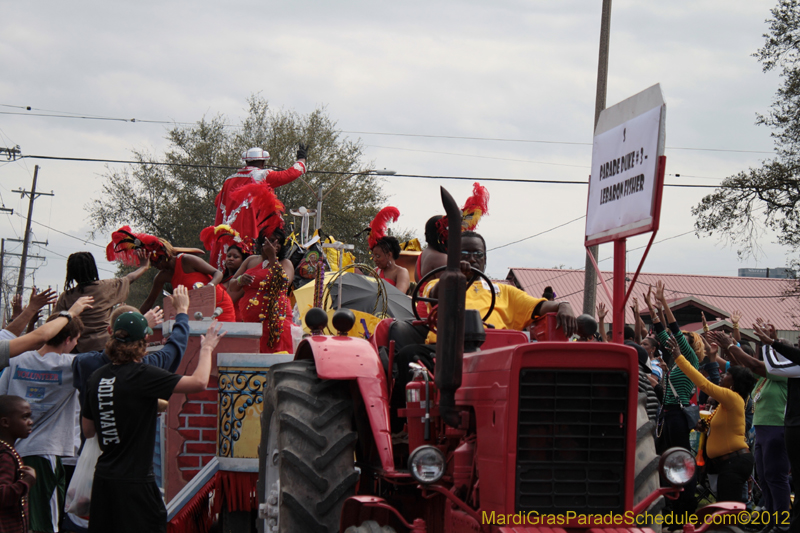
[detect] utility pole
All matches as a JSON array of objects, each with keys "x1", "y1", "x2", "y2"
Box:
[
  {"x1": 0, "y1": 146, "x2": 21, "y2": 161},
  {"x1": 582, "y1": 0, "x2": 612, "y2": 316},
  {"x1": 0, "y1": 239, "x2": 5, "y2": 326},
  {"x1": 13, "y1": 165, "x2": 54, "y2": 297}
]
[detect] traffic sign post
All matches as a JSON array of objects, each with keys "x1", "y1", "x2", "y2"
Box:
[{"x1": 585, "y1": 84, "x2": 667, "y2": 343}]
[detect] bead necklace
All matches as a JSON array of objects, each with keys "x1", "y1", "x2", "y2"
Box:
[
  {"x1": 0, "y1": 439, "x2": 27, "y2": 525},
  {"x1": 245, "y1": 261, "x2": 289, "y2": 347}
]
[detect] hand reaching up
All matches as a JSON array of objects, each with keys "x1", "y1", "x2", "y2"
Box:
[{"x1": 68, "y1": 296, "x2": 94, "y2": 317}]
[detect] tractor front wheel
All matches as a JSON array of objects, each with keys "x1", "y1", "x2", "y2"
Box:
[{"x1": 257, "y1": 360, "x2": 358, "y2": 533}]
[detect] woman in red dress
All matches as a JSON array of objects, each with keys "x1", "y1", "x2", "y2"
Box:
[
  {"x1": 139, "y1": 239, "x2": 237, "y2": 322},
  {"x1": 368, "y1": 206, "x2": 410, "y2": 294},
  {"x1": 228, "y1": 227, "x2": 294, "y2": 353},
  {"x1": 107, "y1": 227, "x2": 236, "y2": 321}
]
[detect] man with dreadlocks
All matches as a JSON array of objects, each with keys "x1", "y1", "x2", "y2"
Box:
[{"x1": 54, "y1": 252, "x2": 151, "y2": 353}]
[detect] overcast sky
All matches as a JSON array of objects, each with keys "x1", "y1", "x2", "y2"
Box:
[{"x1": 0, "y1": 0, "x2": 789, "y2": 305}]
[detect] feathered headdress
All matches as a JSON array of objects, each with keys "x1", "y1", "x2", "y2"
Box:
[
  {"x1": 229, "y1": 182, "x2": 286, "y2": 238},
  {"x1": 106, "y1": 226, "x2": 165, "y2": 266},
  {"x1": 460, "y1": 182, "x2": 489, "y2": 231},
  {"x1": 368, "y1": 206, "x2": 400, "y2": 249},
  {"x1": 199, "y1": 224, "x2": 255, "y2": 256},
  {"x1": 436, "y1": 182, "x2": 490, "y2": 243}
]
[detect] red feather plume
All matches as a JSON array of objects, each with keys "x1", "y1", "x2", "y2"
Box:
[
  {"x1": 106, "y1": 226, "x2": 163, "y2": 266},
  {"x1": 230, "y1": 182, "x2": 286, "y2": 237},
  {"x1": 461, "y1": 182, "x2": 489, "y2": 231},
  {"x1": 434, "y1": 182, "x2": 490, "y2": 245},
  {"x1": 368, "y1": 206, "x2": 400, "y2": 249}
]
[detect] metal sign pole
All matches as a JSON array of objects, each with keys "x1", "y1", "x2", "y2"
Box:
[{"x1": 322, "y1": 242, "x2": 354, "y2": 310}]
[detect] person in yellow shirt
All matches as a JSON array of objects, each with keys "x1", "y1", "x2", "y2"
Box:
[
  {"x1": 424, "y1": 231, "x2": 576, "y2": 336},
  {"x1": 389, "y1": 231, "x2": 577, "y2": 430},
  {"x1": 666, "y1": 336, "x2": 757, "y2": 503}
]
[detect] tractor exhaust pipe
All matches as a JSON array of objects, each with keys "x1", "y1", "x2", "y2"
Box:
[{"x1": 435, "y1": 187, "x2": 466, "y2": 428}]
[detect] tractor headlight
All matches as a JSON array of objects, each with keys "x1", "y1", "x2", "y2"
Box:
[
  {"x1": 408, "y1": 445, "x2": 446, "y2": 484},
  {"x1": 659, "y1": 447, "x2": 696, "y2": 486}
]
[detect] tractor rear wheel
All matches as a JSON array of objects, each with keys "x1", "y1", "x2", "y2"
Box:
[
  {"x1": 344, "y1": 521, "x2": 397, "y2": 533},
  {"x1": 634, "y1": 392, "x2": 662, "y2": 529},
  {"x1": 257, "y1": 360, "x2": 358, "y2": 533}
]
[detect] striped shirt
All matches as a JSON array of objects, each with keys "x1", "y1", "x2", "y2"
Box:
[
  {"x1": 655, "y1": 323, "x2": 699, "y2": 406},
  {"x1": 639, "y1": 369, "x2": 660, "y2": 422}
]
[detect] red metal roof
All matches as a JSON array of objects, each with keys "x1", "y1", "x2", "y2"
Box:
[{"x1": 508, "y1": 268, "x2": 800, "y2": 331}]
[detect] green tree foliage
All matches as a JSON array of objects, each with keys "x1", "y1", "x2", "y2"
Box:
[
  {"x1": 693, "y1": 0, "x2": 800, "y2": 257},
  {"x1": 89, "y1": 95, "x2": 387, "y2": 306}
]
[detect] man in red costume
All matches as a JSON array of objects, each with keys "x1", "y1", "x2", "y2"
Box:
[{"x1": 211, "y1": 144, "x2": 307, "y2": 269}]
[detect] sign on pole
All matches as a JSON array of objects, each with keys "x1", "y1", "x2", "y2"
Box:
[
  {"x1": 585, "y1": 83, "x2": 666, "y2": 247},
  {"x1": 584, "y1": 83, "x2": 666, "y2": 344}
]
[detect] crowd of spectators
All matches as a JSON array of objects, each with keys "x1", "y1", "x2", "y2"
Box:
[
  {"x1": 588, "y1": 280, "x2": 794, "y2": 533},
  {"x1": 0, "y1": 255, "x2": 217, "y2": 533}
]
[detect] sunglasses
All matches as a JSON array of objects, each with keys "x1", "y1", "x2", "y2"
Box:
[{"x1": 461, "y1": 250, "x2": 485, "y2": 259}]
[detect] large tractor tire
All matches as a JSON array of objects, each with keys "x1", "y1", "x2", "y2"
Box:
[
  {"x1": 634, "y1": 392, "x2": 662, "y2": 529},
  {"x1": 257, "y1": 360, "x2": 359, "y2": 533},
  {"x1": 344, "y1": 521, "x2": 397, "y2": 533}
]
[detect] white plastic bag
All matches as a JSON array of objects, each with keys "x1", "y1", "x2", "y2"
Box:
[{"x1": 65, "y1": 436, "x2": 101, "y2": 518}]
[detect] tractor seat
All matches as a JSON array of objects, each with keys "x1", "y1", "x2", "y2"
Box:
[{"x1": 373, "y1": 318, "x2": 430, "y2": 378}]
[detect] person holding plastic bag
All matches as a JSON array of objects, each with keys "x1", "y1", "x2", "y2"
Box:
[{"x1": 81, "y1": 313, "x2": 225, "y2": 533}]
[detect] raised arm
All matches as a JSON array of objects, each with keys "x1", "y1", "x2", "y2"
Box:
[
  {"x1": 7, "y1": 296, "x2": 93, "y2": 358},
  {"x1": 631, "y1": 296, "x2": 643, "y2": 344},
  {"x1": 173, "y1": 321, "x2": 226, "y2": 393},
  {"x1": 6, "y1": 288, "x2": 57, "y2": 337},
  {"x1": 711, "y1": 330, "x2": 766, "y2": 378},
  {"x1": 752, "y1": 322, "x2": 800, "y2": 367},
  {"x1": 666, "y1": 337, "x2": 742, "y2": 408},
  {"x1": 730, "y1": 309, "x2": 742, "y2": 342},
  {"x1": 597, "y1": 302, "x2": 609, "y2": 343},
  {"x1": 124, "y1": 250, "x2": 151, "y2": 283},
  {"x1": 181, "y1": 254, "x2": 224, "y2": 286},
  {"x1": 143, "y1": 286, "x2": 190, "y2": 372},
  {"x1": 656, "y1": 280, "x2": 677, "y2": 325},
  {"x1": 262, "y1": 143, "x2": 307, "y2": 188},
  {"x1": 140, "y1": 269, "x2": 171, "y2": 313}
]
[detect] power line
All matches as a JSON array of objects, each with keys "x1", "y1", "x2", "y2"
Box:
[
  {"x1": 13, "y1": 212, "x2": 105, "y2": 249},
  {"x1": 0, "y1": 104, "x2": 774, "y2": 154},
  {"x1": 19, "y1": 154, "x2": 728, "y2": 189},
  {"x1": 367, "y1": 144, "x2": 590, "y2": 169},
  {"x1": 489, "y1": 216, "x2": 586, "y2": 251},
  {"x1": 43, "y1": 246, "x2": 116, "y2": 274}
]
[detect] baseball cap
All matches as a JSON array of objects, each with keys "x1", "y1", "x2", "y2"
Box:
[{"x1": 113, "y1": 312, "x2": 153, "y2": 343}]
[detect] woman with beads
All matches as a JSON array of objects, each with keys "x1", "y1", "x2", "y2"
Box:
[
  {"x1": 228, "y1": 225, "x2": 294, "y2": 353},
  {"x1": 226, "y1": 184, "x2": 294, "y2": 353}
]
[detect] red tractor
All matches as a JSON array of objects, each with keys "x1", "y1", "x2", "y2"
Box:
[{"x1": 256, "y1": 188, "x2": 741, "y2": 533}]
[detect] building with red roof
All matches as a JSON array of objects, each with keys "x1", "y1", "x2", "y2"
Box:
[{"x1": 506, "y1": 268, "x2": 800, "y2": 343}]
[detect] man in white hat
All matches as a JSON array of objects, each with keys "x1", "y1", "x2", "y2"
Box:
[{"x1": 211, "y1": 143, "x2": 307, "y2": 269}]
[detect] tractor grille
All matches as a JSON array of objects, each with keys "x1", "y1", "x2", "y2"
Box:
[{"x1": 516, "y1": 369, "x2": 628, "y2": 514}]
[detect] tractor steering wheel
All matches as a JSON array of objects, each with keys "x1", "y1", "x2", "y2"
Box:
[{"x1": 411, "y1": 265, "x2": 497, "y2": 328}]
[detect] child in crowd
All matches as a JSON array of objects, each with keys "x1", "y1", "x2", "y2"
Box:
[{"x1": 0, "y1": 395, "x2": 37, "y2": 533}]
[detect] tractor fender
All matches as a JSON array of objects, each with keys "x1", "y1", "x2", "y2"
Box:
[{"x1": 296, "y1": 336, "x2": 395, "y2": 472}]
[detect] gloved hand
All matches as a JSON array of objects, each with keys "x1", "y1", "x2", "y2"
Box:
[{"x1": 296, "y1": 142, "x2": 308, "y2": 160}]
